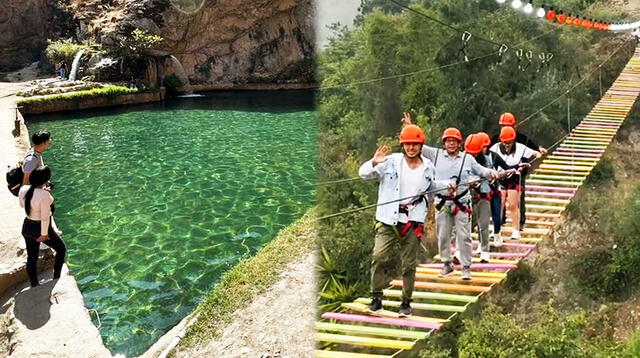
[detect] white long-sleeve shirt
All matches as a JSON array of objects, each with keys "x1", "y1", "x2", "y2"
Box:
[
  {"x1": 18, "y1": 185, "x2": 53, "y2": 236},
  {"x1": 359, "y1": 153, "x2": 450, "y2": 225}
]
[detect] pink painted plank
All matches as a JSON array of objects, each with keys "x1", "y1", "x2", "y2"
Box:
[
  {"x1": 487, "y1": 252, "x2": 529, "y2": 258},
  {"x1": 420, "y1": 263, "x2": 518, "y2": 270},
  {"x1": 526, "y1": 185, "x2": 577, "y2": 194},
  {"x1": 471, "y1": 241, "x2": 537, "y2": 249},
  {"x1": 321, "y1": 312, "x2": 441, "y2": 330}
]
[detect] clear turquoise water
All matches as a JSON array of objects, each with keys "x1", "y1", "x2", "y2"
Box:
[{"x1": 26, "y1": 91, "x2": 316, "y2": 356}]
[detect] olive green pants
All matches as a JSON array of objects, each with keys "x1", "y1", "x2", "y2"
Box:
[{"x1": 371, "y1": 223, "x2": 419, "y2": 302}]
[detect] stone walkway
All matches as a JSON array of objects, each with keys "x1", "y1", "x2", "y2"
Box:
[{"x1": 0, "y1": 82, "x2": 112, "y2": 357}]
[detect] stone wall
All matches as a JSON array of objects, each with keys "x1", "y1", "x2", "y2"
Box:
[{"x1": 19, "y1": 91, "x2": 164, "y2": 115}]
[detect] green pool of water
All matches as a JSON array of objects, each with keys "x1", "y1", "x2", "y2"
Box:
[{"x1": 26, "y1": 91, "x2": 316, "y2": 356}]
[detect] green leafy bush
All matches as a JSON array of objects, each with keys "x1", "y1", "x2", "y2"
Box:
[
  {"x1": 571, "y1": 187, "x2": 640, "y2": 300},
  {"x1": 44, "y1": 39, "x2": 85, "y2": 65},
  {"x1": 163, "y1": 74, "x2": 183, "y2": 91},
  {"x1": 450, "y1": 304, "x2": 628, "y2": 358},
  {"x1": 586, "y1": 158, "x2": 616, "y2": 185}
]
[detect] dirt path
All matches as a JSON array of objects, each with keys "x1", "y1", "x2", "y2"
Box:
[{"x1": 170, "y1": 251, "x2": 316, "y2": 358}]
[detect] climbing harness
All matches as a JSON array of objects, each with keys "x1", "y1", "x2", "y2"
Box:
[{"x1": 434, "y1": 149, "x2": 471, "y2": 216}]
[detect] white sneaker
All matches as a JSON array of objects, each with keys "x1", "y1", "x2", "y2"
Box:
[
  {"x1": 510, "y1": 230, "x2": 521, "y2": 240},
  {"x1": 480, "y1": 252, "x2": 490, "y2": 263},
  {"x1": 474, "y1": 245, "x2": 482, "y2": 254},
  {"x1": 493, "y1": 233, "x2": 503, "y2": 247}
]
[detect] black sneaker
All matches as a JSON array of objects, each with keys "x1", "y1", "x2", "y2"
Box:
[
  {"x1": 369, "y1": 297, "x2": 382, "y2": 312},
  {"x1": 399, "y1": 301, "x2": 412, "y2": 317},
  {"x1": 439, "y1": 262, "x2": 454, "y2": 277}
]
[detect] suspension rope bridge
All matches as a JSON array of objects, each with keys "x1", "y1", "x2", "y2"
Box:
[{"x1": 314, "y1": 45, "x2": 640, "y2": 358}]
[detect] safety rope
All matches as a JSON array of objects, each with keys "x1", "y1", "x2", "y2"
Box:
[
  {"x1": 314, "y1": 177, "x2": 483, "y2": 222},
  {"x1": 319, "y1": 26, "x2": 561, "y2": 91},
  {"x1": 517, "y1": 41, "x2": 630, "y2": 127}
]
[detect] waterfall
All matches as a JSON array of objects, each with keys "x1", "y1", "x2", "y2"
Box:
[
  {"x1": 69, "y1": 47, "x2": 87, "y2": 81},
  {"x1": 169, "y1": 55, "x2": 193, "y2": 94}
]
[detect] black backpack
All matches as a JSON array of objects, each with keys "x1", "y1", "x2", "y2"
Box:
[{"x1": 6, "y1": 165, "x2": 24, "y2": 196}]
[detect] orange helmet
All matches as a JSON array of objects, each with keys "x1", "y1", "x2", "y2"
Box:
[
  {"x1": 441, "y1": 127, "x2": 462, "y2": 142},
  {"x1": 499, "y1": 112, "x2": 517, "y2": 126},
  {"x1": 500, "y1": 126, "x2": 517, "y2": 143},
  {"x1": 477, "y1": 132, "x2": 491, "y2": 148},
  {"x1": 464, "y1": 134, "x2": 484, "y2": 155},
  {"x1": 399, "y1": 124, "x2": 426, "y2": 144}
]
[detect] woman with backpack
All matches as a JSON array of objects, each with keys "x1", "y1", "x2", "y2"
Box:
[{"x1": 18, "y1": 166, "x2": 66, "y2": 287}]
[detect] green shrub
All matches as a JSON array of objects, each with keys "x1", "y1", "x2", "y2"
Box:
[
  {"x1": 627, "y1": 329, "x2": 640, "y2": 357},
  {"x1": 571, "y1": 247, "x2": 617, "y2": 298},
  {"x1": 163, "y1": 74, "x2": 183, "y2": 90},
  {"x1": 449, "y1": 304, "x2": 628, "y2": 358},
  {"x1": 44, "y1": 39, "x2": 85, "y2": 65},
  {"x1": 586, "y1": 158, "x2": 616, "y2": 185},
  {"x1": 504, "y1": 261, "x2": 536, "y2": 293},
  {"x1": 570, "y1": 187, "x2": 640, "y2": 300}
]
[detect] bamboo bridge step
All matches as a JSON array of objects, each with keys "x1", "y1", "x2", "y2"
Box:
[
  {"x1": 417, "y1": 267, "x2": 508, "y2": 278},
  {"x1": 526, "y1": 185, "x2": 576, "y2": 194},
  {"x1": 320, "y1": 312, "x2": 442, "y2": 330},
  {"x1": 382, "y1": 289, "x2": 478, "y2": 303},
  {"x1": 471, "y1": 232, "x2": 543, "y2": 243},
  {"x1": 420, "y1": 263, "x2": 518, "y2": 271},
  {"x1": 525, "y1": 190, "x2": 574, "y2": 198},
  {"x1": 414, "y1": 272, "x2": 503, "y2": 285},
  {"x1": 353, "y1": 298, "x2": 467, "y2": 313},
  {"x1": 527, "y1": 179, "x2": 581, "y2": 187},
  {"x1": 545, "y1": 155, "x2": 599, "y2": 162},
  {"x1": 529, "y1": 173, "x2": 586, "y2": 180},
  {"x1": 390, "y1": 280, "x2": 492, "y2": 293},
  {"x1": 341, "y1": 302, "x2": 449, "y2": 323},
  {"x1": 524, "y1": 197, "x2": 571, "y2": 205},
  {"x1": 471, "y1": 240, "x2": 537, "y2": 250},
  {"x1": 432, "y1": 255, "x2": 519, "y2": 265},
  {"x1": 316, "y1": 350, "x2": 394, "y2": 358},
  {"x1": 526, "y1": 203, "x2": 567, "y2": 211},
  {"x1": 317, "y1": 321, "x2": 430, "y2": 340},
  {"x1": 316, "y1": 332, "x2": 416, "y2": 350}
]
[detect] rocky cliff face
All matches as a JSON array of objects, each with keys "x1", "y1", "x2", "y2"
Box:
[
  {"x1": 86, "y1": 0, "x2": 317, "y2": 86},
  {"x1": 0, "y1": 1, "x2": 54, "y2": 71},
  {"x1": 1, "y1": 0, "x2": 314, "y2": 85}
]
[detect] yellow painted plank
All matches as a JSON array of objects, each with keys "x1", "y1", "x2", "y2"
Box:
[
  {"x1": 316, "y1": 350, "x2": 394, "y2": 358},
  {"x1": 316, "y1": 333, "x2": 415, "y2": 350},
  {"x1": 353, "y1": 298, "x2": 467, "y2": 313},
  {"x1": 317, "y1": 321, "x2": 430, "y2": 340}
]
